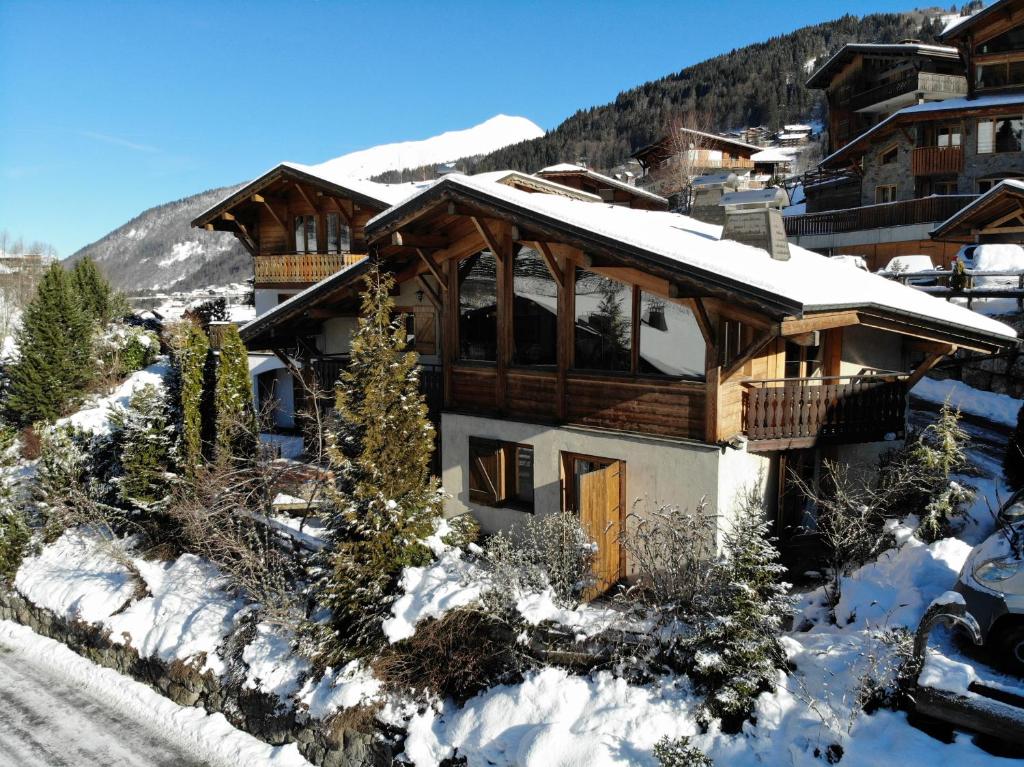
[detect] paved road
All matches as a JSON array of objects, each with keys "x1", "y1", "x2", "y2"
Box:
[{"x1": 0, "y1": 641, "x2": 213, "y2": 767}]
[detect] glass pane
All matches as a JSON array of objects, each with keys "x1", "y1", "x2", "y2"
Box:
[
  {"x1": 978, "y1": 27, "x2": 1024, "y2": 55},
  {"x1": 996, "y1": 117, "x2": 1023, "y2": 152},
  {"x1": 978, "y1": 62, "x2": 1009, "y2": 89},
  {"x1": 294, "y1": 216, "x2": 305, "y2": 253},
  {"x1": 979, "y1": 119, "x2": 995, "y2": 153},
  {"x1": 327, "y1": 213, "x2": 339, "y2": 253},
  {"x1": 305, "y1": 216, "x2": 317, "y2": 252},
  {"x1": 574, "y1": 268, "x2": 632, "y2": 372},
  {"x1": 339, "y1": 221, "x2": 351, "y2": 252},
  {"x1": 458, "y1": 251, "x2": 498, "y2": 362},
  {"x1": 512, "y1": 246, "x2": 558, "y2": 366},
  {"x1": 514, "y1": 446, "x2": 534, "y2": 506},
  {"x1": 638, "y1": 293, "x2": 705, "y2": 378}
]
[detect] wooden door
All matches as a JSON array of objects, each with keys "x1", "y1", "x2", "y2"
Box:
[{"x1": 577, "y1": 459, "x2": 623, "y2": 599}]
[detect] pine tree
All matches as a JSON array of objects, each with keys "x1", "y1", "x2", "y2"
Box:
[
  {"x1": 1005, "y1": 403, "x2": 1024, "y2": 491},
  {"x1": 684, "y1": 490, "x2": 791, "y2": 730},
  {"x1": 112, "y1": 384, "x2": 175, "y2": 509},
  {"x1": 171, "y1": 321, "x2": 210, "y2": 472},
  {"x1": 6, "y1": 264, "x2": 94, "y2": 425},
  {"x1": 214, "y1": 324, "x2": 257, "y2": 462},
  {"x1": 0, "y1": 427, "x2": 30, "y2": 582},
  {"x1": 71, "y1": 257, "x2": 123, "y2": 326},
  {"x1": 316, "y1": 263, "x2": 442, "y2": 662}
]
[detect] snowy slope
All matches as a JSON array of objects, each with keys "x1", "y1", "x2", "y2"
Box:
[{"x1": 66, "y1": 115, "x2": 543, "y2": 293}]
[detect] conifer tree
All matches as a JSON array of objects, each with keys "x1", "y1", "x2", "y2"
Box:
[
  {"x1": 172, "y1": 321, "x2": 210, "y2": 472},
  {"x1": 214, "y1": 324, "x2": 256, "y2": 462},
  {"x1": 684, "y1": 490, "x2": 791, "y2": 730},
  {"x1": 0, "y1": 428, "x2": 30, "y2": 582},
  {"x1": 6, "y1": 264, "x2": 93, "y2": 425},
  {"x1": 71, "y1": 257, "x2": 122, "y2": 325},
  {"x1": 317, "y1": 264, "x2": 442, "y2": 661},
  {"x1": 112, "y1": 384, "x2": 175, "y2": 509}
]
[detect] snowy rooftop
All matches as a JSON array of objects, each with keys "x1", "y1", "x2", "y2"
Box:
[
  {"x1": 751, "y1": 148, "x2": 795, "y2": 163},
  {"x1": 932, "y1": 178, "x2": 1024, "y2": 236},
  {"x1": 535, "y1": 163, "x2": 669, "y2": 205},
  {"x1": 822, "y1": 93, "x2": 1024, "y2": 166},
  {"x1": 806, "y1": 42, "x2": 959, "y2": 88},
  {"x1": 368, "y1": 172, "x2": 1018, "y2": 343}
]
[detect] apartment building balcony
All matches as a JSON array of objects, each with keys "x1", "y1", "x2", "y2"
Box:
[
  {"x1": 911, "y1": 145, "x2": 965, "y2": 176},
  {"x1": 850, "y1": 72, "x2": 967, "y2": 114},
  {"x1": 253, "y1": 253, "x2": 365, "y2": 287},
  {"x1": 743, "y1": 375, "x2": 907, "y2": 450},
  {"x1": 784, "y1": 194, "x2": 976, "y2": 237}
]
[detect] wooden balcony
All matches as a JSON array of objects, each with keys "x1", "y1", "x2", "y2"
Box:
[
  {"x1": 911, "y1": 145, "x2": 964, "y2": 176},
  {"x1": 254, "y1": 253, "x2": 365, "y2": 286},
  {"x1": 784, "y1": 195, "x2": 976, "y2": 237},
  {"x1": 849, "y1": 72, "x2": 967, "y2": 113},
  {"x1": 743, "y1": 375, "x2": 907, "y2": 450}
]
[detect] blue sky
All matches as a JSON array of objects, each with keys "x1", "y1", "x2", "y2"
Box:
[{"x1": 1, "y1": 0, "x2": 917, "y2": 257}]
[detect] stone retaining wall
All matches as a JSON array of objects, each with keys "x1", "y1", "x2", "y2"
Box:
[
  {"x1": 931, "y1": 313, "x2": 1024, "y2": 400},
  {"x1": 0, "y1": 589, "x2": 395, "y2": 767}
]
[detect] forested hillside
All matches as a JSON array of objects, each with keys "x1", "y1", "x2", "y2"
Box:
[{"x1": 374, "y1": 11, "x2": 946, "y2": 182}]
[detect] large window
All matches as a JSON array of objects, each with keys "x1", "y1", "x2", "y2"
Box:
[
  {"x1": 977, "y1": 27, "x2": 1024, "y2": 55},
  {"x1": 326, "y1": 213, "x2": 351, "y2": 253},
  {"x1": 638, "y1": 293, "x2": 705, "y2": 379},
  {"x1": 294, "y1": 215, "x2": 317, "y2": 253},
  {"x1": 512, "y1": 246, "x2": 558, "y2": 366},
  {"x1": 468, "y1": 437, "x2": 534, "y2": 511},
  {"x1": 978, "y1": 116, "x2": 1024, "y2": 153},
  {"x1": 875, "y1": 185, "x2": 897, "y2": 203},
  {"x1": 574, "y1": 268, "x2": 632, "y2": 372},
  {"x1": 458, "y1": 250, "x2": 498, "y2": 362},
  {"x1": 977, "y1": 61, "x2": 1024, "y2": 90}
]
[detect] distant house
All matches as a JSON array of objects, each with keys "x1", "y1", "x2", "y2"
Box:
[
  {"x1": 225, "y1": 170, "x2": 1015, "y2": 587},
  {"x1": 632, "y1": 129, "x2": 763, "y2": 199},
  {"x1": 787, "y1": 5, "x2": 1024, "y2": 269},
  {"x1": 534, "y1": 163, "x2": 669, "y2": 210}
]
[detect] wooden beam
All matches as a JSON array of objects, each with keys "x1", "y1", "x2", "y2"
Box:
[
  {"x1": 415, "y1": 248, "x2": 447, "y2": 290},
  {"x1": 722, "y1": 327, "x2": 777, "y2": 382},
  {"x1": 533, "y1": 241, "x2": 564, "y2": 288},
  {"x1": 294, "y1": 183, "x2": 320, "y2": 213},
  {"x1": 472, "y1": 216, "x2": 503, "y2": 257},
  {"x1": 985, "y1": 204, "x2": 1024, "y2": 230},
  {"x1": 260, "y1": 199, "x2": 289, "y2": 236},
  {"x1": 415, "y1": 274, "x2": 442, "y2": 311},
  {"x1": 905, "y1": 350, "x2": 953, "y2": 389},
  {"x1": 689, "y1": 297, "x2": 716, "y2": 349},
  {"x1": 392, "y1": 231, "x2": 449, "y2": 249},
  {"x1": 327, "y1": 196, "x2": 351, "y2": 225},
  {"x1": 780, "y1": 311, "x2": 860, "y2": 336},
  {"x1": 204, "y1": 223, "x2": 214, "y2": 231},
  {"x1": 250, "y1": 193, "x2": 265, "y2": 204},
  {"x1": 221, "y1": 211, "x2": 236, "y2": 222}
]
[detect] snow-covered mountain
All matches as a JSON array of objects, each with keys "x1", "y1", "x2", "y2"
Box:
[{"x1": 68, "y1": 115, "x2": 544, "y2": 293}]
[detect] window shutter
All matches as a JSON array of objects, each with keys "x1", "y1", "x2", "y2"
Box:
[
  {"x1": 469, "y1": 438, "x2": 502, "y2": 506},
  {"x1": 414, "y1": 307, "x2": 436, "y2": 355}
]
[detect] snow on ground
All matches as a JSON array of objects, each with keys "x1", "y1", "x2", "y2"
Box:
[
  {"x1": 58, "y1": 359, "x2": 171, "y2": 435},
  {"x1": 912, "y1": 377, "x2": 1022, "y2": 429},
  {"x1": 243, "y1": 623, "x2": 312, "y2": 702},
  {"x1": 0, "y1": 620, "x2": 312, "y2": 766},
  {"x1": 299, "y1": 660, "x2": 382, "y2": 720}
]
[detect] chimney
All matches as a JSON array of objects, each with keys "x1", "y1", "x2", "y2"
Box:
[
  {"x1": 688, "y1": 173, "x2": 740, "y2": 224},
  {"x1": 719, "y1": 187, "x2": 791, "y2": 261}
]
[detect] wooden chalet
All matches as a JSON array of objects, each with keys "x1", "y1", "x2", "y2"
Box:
[
  {"x1": 940, "y1": 0, "x2": 1024, "y2": 98},
  {"x1": 931, "y1": 178, "x2": 1024, "y2": 242},
  {"x1": 237, "y1": 171, "x2": 1016, "y2": 586},
  {"x1": 632, "y1": 129, "x2": 762, "y2": 199},
  {"x1": 534, "y1": 163, "x2": 669, "y2": 210}
]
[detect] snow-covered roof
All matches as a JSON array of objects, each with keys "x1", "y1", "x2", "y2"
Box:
[
  {"x1": 783, "y1": 124, "x2": 813, "y2": 132},
  {"x1": 806, "y1": 42, "x2": 959, "y2": 89},
  {"x1": 535, "y1": 163, "x2": 669, "y2": 205},
  {"x1": 367, "y1": 173, "x2": 1017, "y2": 344},
  {"x1": 752, "y1": 148, "x2": 796, "y2": 163},
  {"x1": 776, "y1": 133, "x2": 809, "y2": 141},
  {"x1": 633, "y1": 129, "x2": 762, "y2": 160},
  {"x1": 938, "y1": 2, "x2": 1000, "y2": 41},
  {"x1": 472, "y1": 170, "x2": 603, "y2": 202},
  {"x1": 932, "y1": 178, "x2": 1024, "y2": 237},
  {"x1": 821, "y1": 93, "x2": 1024, "y2": 168}
]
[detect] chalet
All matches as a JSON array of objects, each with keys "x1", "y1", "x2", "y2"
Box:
[
  {"x1": 533, "y1": 164, "x2": 669, "y2": 210},
  {"x1": 931, "y1": 178, "x2": 1024, "y2": 243},
  {"x1": 788, "y1": 9, "x2": 1024, "y2": 269},
  {"x1": 230, "y1": 170, "x2": 1016, "y2": 589},
  {"x1": 632, "y1": 129, "x2": 763, "y2": 200}
]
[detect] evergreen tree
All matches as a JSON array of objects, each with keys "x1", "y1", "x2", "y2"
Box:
[
  {"x1": 71, "y1": 257, "x2": 123, "y2": 326},
  {"x1": 6, "y1": 264, "x2": 93, "y2": 425},
  {"x1": 214, "y1": 324, "x2": 256, "y2": 462},
  {"x1": 112, "y1": 384, "x2": 175, "y2": 509},
  {"x1": 684, "y1": 491, "x2": 791, "y2": 730},
  {"x1": 1006, "y1": 402, "x2": 1024, "y2": 491},
  {"x1": 316, "y1": 264, "x2": 442, "y2": 662},
  {"x1": 172, "y1": 321, "x2": 210, "y2": 472},
  {"x1": 0, "y1": 427, "x2": 30, "y2": 582}
]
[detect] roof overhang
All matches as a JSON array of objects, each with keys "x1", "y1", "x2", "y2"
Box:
[
  {"x1": 806, "y1": 43, "x2": 959, "y2": 90},
  {"x1": 931, "y1": 179, "x2": 1024, "y2": 240},
  {"x1": 939, "y1": 0, "x2": 1023, "y2": 43}
]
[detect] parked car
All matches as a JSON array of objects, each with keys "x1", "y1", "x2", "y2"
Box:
[
  {"x1": 954, "y1": 243, "x2": 1024, "y2": 286},
  {"x1": 954, "y1": 521, "x2": 1024, "y2": 675},
  {"x1": 877, "y1": 255, "x2": 939, "y2": 286},
  {"x1": 829, "y1": 254, "x2": 869, "y2": 271},
  {"x1": 998, "y1": 488, "x2": 1024, "y2": 526}
]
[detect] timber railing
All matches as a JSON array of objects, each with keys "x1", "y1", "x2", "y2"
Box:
[
  {"x1": 882, "y1": 268, "x2": 1024, "y2": 309},
  {"x1": 254, "y1": 253, "x2": 365, "y2": 285},
  {"x1": 911, "y1": 145, "x2": 965, "y2": 176},
  {"x1": 848, "y1": 72, "x2": 967, "y2": 112},
  {"x1": 784, "y1": 195, "x2": 976, "y2": 237},
  {"x1": 743, "y1": 374, "x2": 908, "y2": 447}
]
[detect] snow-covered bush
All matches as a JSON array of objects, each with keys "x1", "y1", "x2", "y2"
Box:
[
  {"x1": 110, "y1": 383, "x2": 177, "y2": 511},
  {"x1": 0, "y1": 426, "x2": 30, "y2": 582},
  {"x1": 34, "y1": 425, "x2": 103, "y2": 540},
  {"x1": 482, "y1": 511, "x2": 595, "y2": 619},
  {"x1": 95, "y1": 322, "x2": 159, "y2": 388},
  {"x1": 653, "y1": 735, "x2": 713, "y2": 767}
]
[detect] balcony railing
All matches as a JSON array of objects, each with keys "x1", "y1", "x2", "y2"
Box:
[
  {"x1": 743, "y1": 375, "x2": 907, "y2": 447},
  {"x1": 911, "y1": 145, "x2": 965, "y2": 176},
  {"x1": 784, "y1": 194, "x2": 976, "y2": 237},
  {"x1": 849, "y1": 72, "x2": 967, "y2": 112},
  {"x1": 254, "y1": 253, "x2": 365, "y2": 285}
]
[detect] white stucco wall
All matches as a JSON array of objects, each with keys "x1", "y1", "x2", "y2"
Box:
[
  {"x1": 248, "y1": 353, "x2": 296, "y2": 429},
  {"x1": 840, "y1": 326, "x2": 906, "y2": 376},
  {"x1": 254, "y1": 289, "x2": 298, "y2": 318}
]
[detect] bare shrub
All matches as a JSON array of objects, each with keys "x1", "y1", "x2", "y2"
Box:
[{"x1": 372, "y1": 607, "x2": 522, "y2": 703}]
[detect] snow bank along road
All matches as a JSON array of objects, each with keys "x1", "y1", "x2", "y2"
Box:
[{"x1": 0, "y1": 621, "x2": 310, "y2": 767}]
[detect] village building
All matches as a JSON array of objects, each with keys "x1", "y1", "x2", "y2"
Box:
[
  {"x1": 632, "y1": 128, "x2": 763, "y2": 200},
  {"x1": 533, "y1": 163, "x2": 669, "y2": 210},
  {"x1": 220, "y1": 171, "x2": 1016, "y2": 590}
]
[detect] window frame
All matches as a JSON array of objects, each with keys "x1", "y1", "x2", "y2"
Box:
[
  {"x1": 874, "y1": 184, "x2": 897, "y2": 204},
  {"x1": 879, "y1": 144, "x2": 899, "y2": 165},
  {"x1": 978, "y1": 115, "x2": 1024, "y2": 154},
  {"x1": 467, "y1": 436, "x2": 535, "y2": 512},
  {"x1": 293, "y1": 214, "x2": 319, "y2": 253}
]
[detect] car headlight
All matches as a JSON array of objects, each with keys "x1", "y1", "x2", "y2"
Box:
[
  {"x1": 975, "y1": 557, "x2": 1021, "y2": 583},
  {"x1": 1001, "y1": 503, "x2": 1024, "y2": 522}
]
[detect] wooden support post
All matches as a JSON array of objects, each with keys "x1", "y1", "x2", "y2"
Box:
[
  {"x1": 556, "y1": 251, "x2": 573, "y2": 421},
  {"x1": 722, "y1": 328, "x2": 777, "y2": 382},
  {"x1": 415, "y1": 248, "x2": 447, "y2": 289},
  {"x1": 905, "y1": 348, "x2": 954, "y2": 389},
  {"x1": 443, "y1": 258, "x2": 458, "y2": 409},
  {"x1": 472, "y1": 216, "x2": 503, "y2": 257},
  {"x1": 260, "y1": 199, "x2": 289, "y2": 237},
  {"x1": 705, "y1": 366, "x2": 722, "y2": 443},
  {"x1": 691, "y1": 297, "x2": 716, "y2": 349},
  {"x1": 293, "y1": 183, "x2": 320, "y2": 214},
  {"x1": 495, "y1": 226, "x2": 514, "y2": 412},
  {"x1": 534, "y1": 241, "x2": 564, "y2": 288}
]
